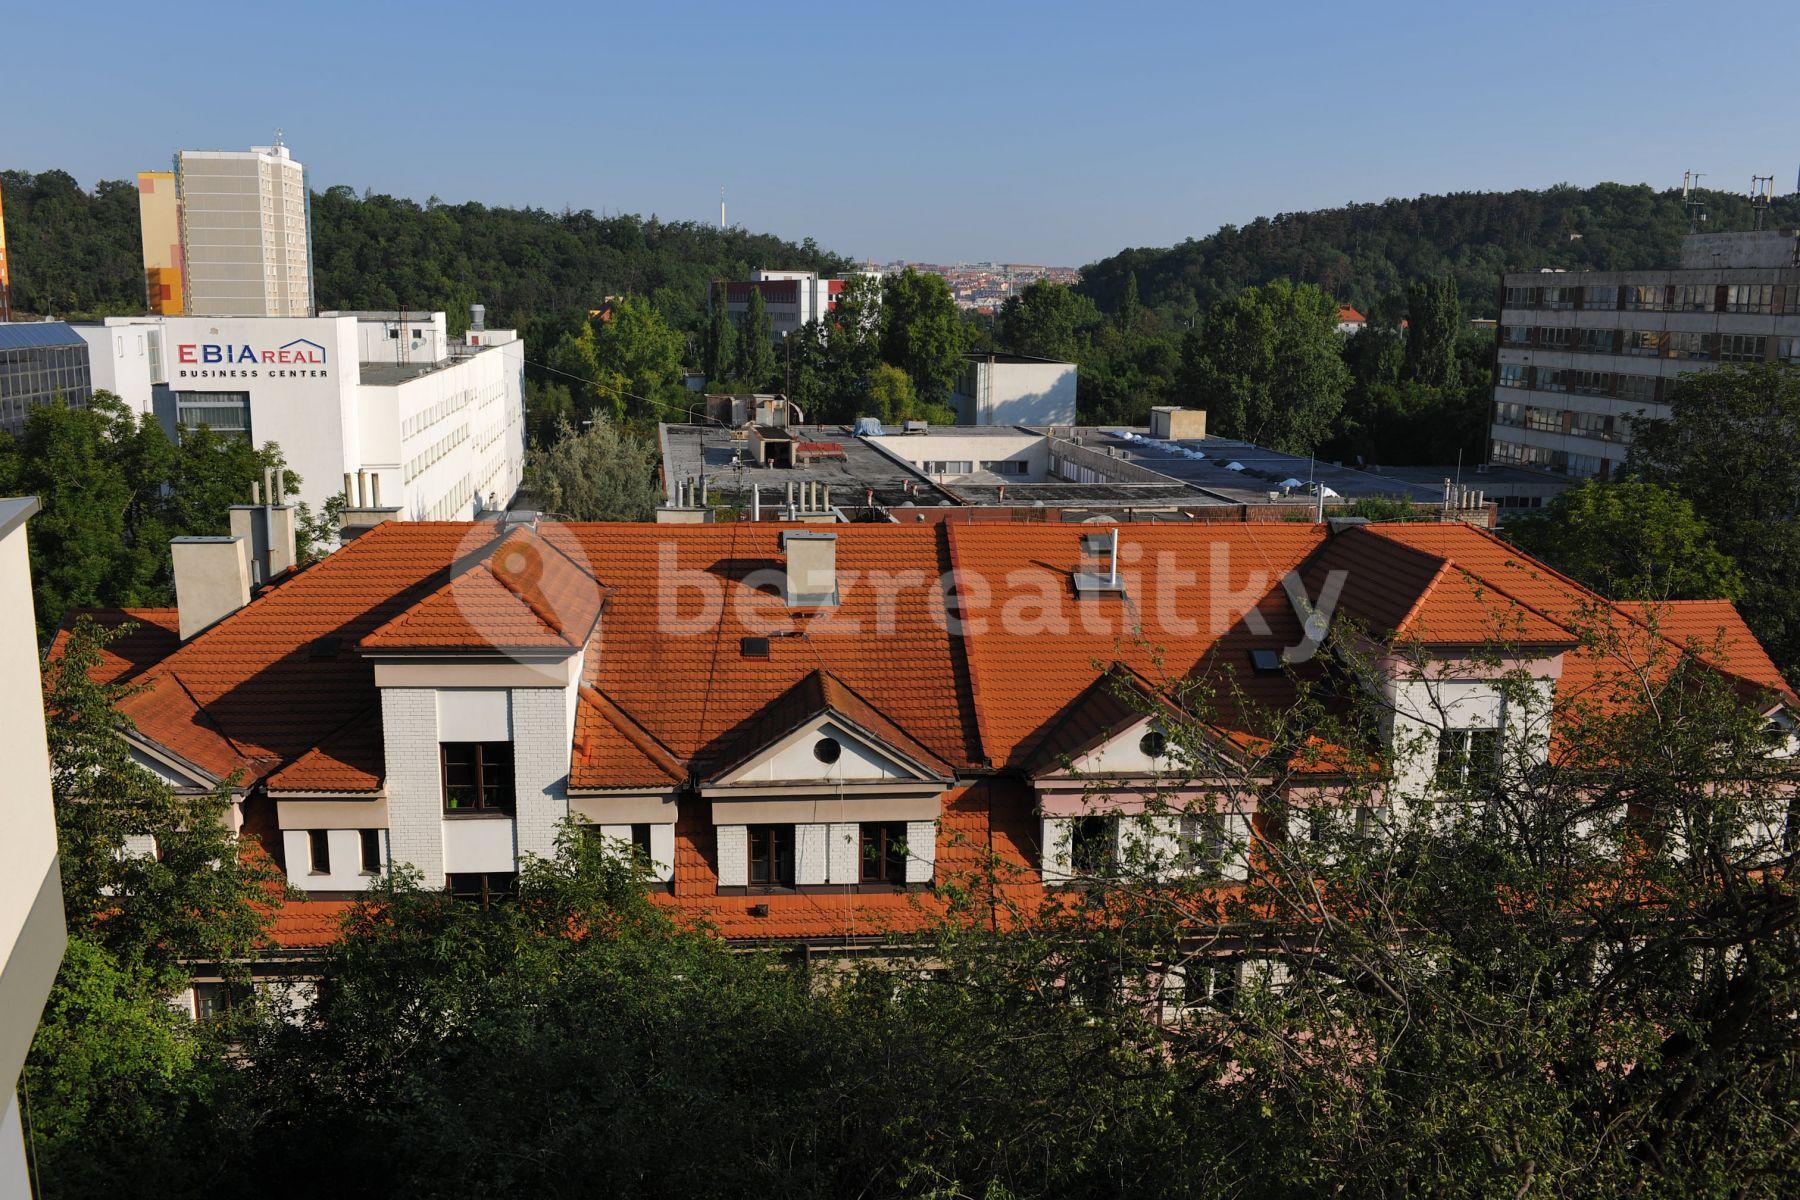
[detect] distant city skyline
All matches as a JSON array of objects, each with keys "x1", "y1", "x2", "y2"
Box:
[{"x1": 6, "y1": 1, "x2": 1796, "y2": 264}]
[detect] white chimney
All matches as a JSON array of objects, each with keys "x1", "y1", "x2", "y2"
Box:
[
  {"x1": 781, "y1": 530, "x2": 838, "y2": 606},
  {"x1": 172, "y1": 536, "x2": 250, "y2": 639}
]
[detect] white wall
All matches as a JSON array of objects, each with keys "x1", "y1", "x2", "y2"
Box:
[
  {"x1": 384, "y1": 338, "x2": 526, "y2": 520},
  {"x1": 76, "y1": 323, "x2": 159, "y2": 415},
  {"x1": 867, "y1": 431, "x2": 1050, "y2": 480},
  {"x1": 956, "y1": 360, "x2": 1078, "y2": 427},
  {"x1": 280, "y1": 828, "x2": 388, "y2": 892},
  {"x1": 1382, "y1": 669, "x2": 1556, "y2": 812},
  {"x1": 442, "y1": 816, "x2": 518, "y2": 873},
  {"x1": 726, "y1": 718, "x2": 912, "y2": 784}
]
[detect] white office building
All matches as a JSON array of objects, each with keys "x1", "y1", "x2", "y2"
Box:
[
  {"x1": 78, "y1": 309, "x2": 526, "y2": 524},
  {"x1": 175, "y1": 143, "x2": 313, "y2": 318},
  {"x1": 952, "y1": 351, "x2": 1078, "y2": 426}
]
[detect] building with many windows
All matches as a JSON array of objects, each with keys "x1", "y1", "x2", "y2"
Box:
[
  {"x1": 0, "y1": 321, "x2": 96, "y2": 435},
  {"x1": 81, "y1": 309, "x2": 525, "y2": 523},
  {"x1": 155, "y1": 142, "x2": 313, "y2": 318},
  {"x1": 716, "y1": 270, "x2": 845, "y2": 343},
  {"x1": 59, "y1": 513, "x2": 1791, "y2": 983},
  {"x1": 1490, "y1": 229, "x2": 1800, "y2": 478}
]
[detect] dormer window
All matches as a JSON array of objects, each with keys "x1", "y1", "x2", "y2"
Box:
[
  {"x1": 1434, "y1": 728, "x2": 1500, "y2": 791},
  {"x1": 441, "y1": 742, "x2": 515, "y2": 815},
  {"x1": 813, "y1": 736, "x2": 842, "y2": 764}
]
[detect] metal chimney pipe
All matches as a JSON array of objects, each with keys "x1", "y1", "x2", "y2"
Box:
[{"x1": 251, "y1": 480, "x2": 262, "y2": 505}]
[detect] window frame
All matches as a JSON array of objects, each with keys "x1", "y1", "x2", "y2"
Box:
[
  {"x1": 358, "y1": 828, "x2": 382, "y2": 875},
  {"x1": 1434, "y1": 727, "x2": 1502, "y2": 791},
  {"x1": 440, "y1": 741, "x2": 516, "y2": 816},
  {"x1": 308, "y1": 828, "x2": 331, "y2": 875},
  {"x1": 446, "y1": 871, "x2": 516, "y2": 908},
  {"x1": 859, "y1": 821, "x2": 908, "y2": 884},
  {"x1": 747, "y1": 823, "x2": 796, "y2": 888}
]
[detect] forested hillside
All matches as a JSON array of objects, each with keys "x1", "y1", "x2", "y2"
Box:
[
  {"x1": 0, "y1": 169, "x2": 849, "y2": 348},
  {"x1": 1079, "y1": 183, "x2": 1800, "y2": 320}
]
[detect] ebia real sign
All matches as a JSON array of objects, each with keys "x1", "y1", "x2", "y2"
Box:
[{"x1": 174, "y1": 337, "x2": 330, "y2": 380}]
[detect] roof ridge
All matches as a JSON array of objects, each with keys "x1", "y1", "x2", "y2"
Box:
[{"x1": 1389, "y1": 556, "x2": 1453, "y2": 637}]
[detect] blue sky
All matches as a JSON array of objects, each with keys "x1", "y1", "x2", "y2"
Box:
[{"x1": 9, "y1": 1, "x2": 1796, "y2": 265}]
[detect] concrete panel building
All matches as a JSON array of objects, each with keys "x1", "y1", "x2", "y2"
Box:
[
  {"x1": 952, "y1": 352, "x2": 1077, "y2": 426},
  {"x1": 0, "y1": 497, "x2": 68, "y2": 1196},
  {"x1": 172, "y1": 143, "x2": 313, "y2": 318},
  {"x1": 1490, "y1": 230, "x2": 1800, "y2": 478},
  {"x1": 718, "y1": 270, "x2": 844, "y2": 343}
]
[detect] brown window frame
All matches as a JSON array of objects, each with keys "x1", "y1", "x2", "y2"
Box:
[
  {"x1": 440, "y1": 741, "x2": 515, "y2": 816},
  {"x1": 859, "y1": 822, "x2": 908, "y2": 884},
  {"x1": 359, "y1": 828, "x2": 382, "y2": 875},
  {"x1": 747, "y1": 824, "x2": 795, "y2": 888},
  {"x1": 308, "y1": 829, "x2": 331, "y2": 875},
  {"x1": 447, "y1": 871, "x2": 517, "y2": 909}
]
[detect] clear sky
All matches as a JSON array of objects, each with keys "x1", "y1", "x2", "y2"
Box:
[{"x1": 9, "y1": 1, "x2": 1796, "y2": 265}]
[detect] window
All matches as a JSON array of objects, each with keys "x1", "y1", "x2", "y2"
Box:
[
  {"x1": 1183, "y1": 960, "x2": 1238, "y2": 1011},
  {"x1": 981, "y1": 459, "x2": 1029, "y2": 475},
  {"x1": 1536, "y1": 326, "x2": 1572, "y2": 351},
  {"x1": 1249, "y1": 648, "x2": 1283, "y2": 675},
  {"x1": 813, "y1": 736, "x2": 842, "y2": 764},
  {"x1": 1726, "y1": 284, "x2": 1773, "y2": 314},
  {"x1": 1536, "y1": 369, "x2": 1570, "y2": 394},
  {"x1": 1675, "y1": 284, "x2": 1716, "y2": 312},
  {"x1": 1582, "y1": 285, "x2": 1617, "y2": 309},
  {"x1": 1434, "y1": 728, "x2": 1501, "y2": 790},
  {"x1": 1494, "y1": 401, "x2": 1527, "y2": 428},
  {"x1": 1503, "y1": 285, "x2": 1536, "y2": 309},
  {"x1": 1496, "y1": 363, "x2": 1529, "y2": 389},
  {"x1": 1719, "y1": 333, "x2": 1767, "y2": 363},
  {"x1": 922, "y1": 460, "x2": 973, "y2": 475},
  {"x1": 359, "y1": 828, "x2": 382, "y2": 874},
  {"x1": 860, "y1": 822, "x2": 907, "y2": 884},
  {"x1": 748, "y1": 825, "x2": 795, "y2": 887},
  {"x1": 308, "y1": 829, "x2": 331, "y2": 875},
  {"x1": 1069, "y1": 815, "x2": 1117, "y2": 875},
  {"x1": 447, "y1": 871, "x2": 516, "y2": 908},
  {"x1": 1571, "y1": 369, "x2": 1612, "y2": 396},
  {"x1": 1181, "y1": 811, "x2": 1227, "y2": 876},
  {"x1": 1567, "y1": 453, "x2": 1606, "y2": 478},
  {"x1": 174, "y1": 391, "x2": 252, "y2": 439},
  {"x1": 1621, "y1": 329, "x2": 1664, "y2": 357},
  {"x1": 1526, "y1": 405, "x2": 1563, "y2": 432},
  {"x1": 1574, "y1": 328, "x2": 1616, "y2": 355},
  {"x1": 1540, "y1": 286, "x2": 1574, "y2": 310},
  {"x1": 1623, "y1": 284, "x2": 1667, "y2": 312},
  {"x1": 1502, "y1": 325, "x2": 1531, "y2": 346},
  {"x1": 1139, "y1": 729, "x2": 1168, "y2": 758},
  {"x1": 1570, "y1": 410, "x2": 1613, "y2": 440},
  {"x1": 1781, "y1": 336, "x2": 1800, "y2": 362},
  {"x1": 192, "y1": 981, "x2": 251, "y2": 1022},
  {"x1": 441, "y1": 742, "x2": 515, "y2": 814},
  {"x1": 1668, "y1": 331, "x2": 1712, "y2": 360},
  {"x1": 1615, "y1": 373, "x2": 1657, "y2": 405}
]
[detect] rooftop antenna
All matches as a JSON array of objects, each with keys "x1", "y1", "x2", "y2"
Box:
[
  {"x1": 1682, "y1": 171, "x2": 1709, "y2": 233},
  {"x1": 273, "y1": 127, "x2": 285, "y2": 149},
  {"x1": 1752, "y1": 174, "x2": 1775, "y2": 231},
  {"x1": 719, "y1": 185, "x2": 726, "y2": 230}
]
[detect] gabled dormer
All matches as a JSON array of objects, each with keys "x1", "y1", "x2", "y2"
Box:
[
  {"x1": 358, "y1": 524, "x2": 608, "y2": 889},
  {"x1": 1025, "y1": 666, "x2": 1254, "y2": 885},
  {"x1": 697, "y1": 670, "x2": 953, "y2": 891}
]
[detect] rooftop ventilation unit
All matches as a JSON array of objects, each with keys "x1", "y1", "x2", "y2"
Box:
[
  {"x1": 1073, "y1": 528, "x2": 1125, "y2": 597},
  {"x1": 1225, "y1": 462, "x2": 1245, "y2": 472}
]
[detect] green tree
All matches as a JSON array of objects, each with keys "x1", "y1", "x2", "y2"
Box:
[
  {"x1": 546, "y1": 324, "x2": 606, "y2": 419},
  {"x1": 523, "y1": 416, "x2": 661, "y2": 520},
  {"x1": 1506, "y1": 479, "x2": 1743, "y2": 601},
  {"x1": 734, "y1": 288, "x2": 776, "y2": 390},
  {"x1": 1178, "y1": 279, "x2": 1350, "y2": 453},
  {"x1": 1629, "y1": 362, "x2": 1800, "y2": 673},
  {"x1": 702, "y1": 288, "x2": 739, "y2": 387},
  {"x1": 1401, "y1": 274, "x2": 1461, "y2": 387},
  {"x1": 592, "y1": 295, "x2": 686, "y2": 425},
  {"x1": 879, "y1": 267, "x2": 968, "y2": 404},
  {"x1": 866, "y1": 363, "x2": 918, "y2": 423},
  {"x1": 996, "y1": 281, "x2": 1099, "y2": 361}
]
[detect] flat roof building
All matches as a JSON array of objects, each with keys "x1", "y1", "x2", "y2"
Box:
[
  {"x1": 80, "y1": 309, "x2": 525, "y2": 523},
  {"x1": 1491, "y1": 229, "x2": 1800, "y2": 479},
  {"x1": 953, "y1": 351, "x2": 1077, "y2": 427},
  {"x1": 717, "y1": 270, "x2": 845, "y2": 344}
]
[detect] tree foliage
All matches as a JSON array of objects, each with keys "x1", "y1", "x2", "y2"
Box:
[
  {"x1": 0, "y1": 395, "x2": 311, "y2": 639},
  {"x1": 877, "y1": 267, "x2": 969, "y2": 404},
  {"x1": 1506, "y1": 479, "x2": 1744, "y2": 602},
  {"x1": 1177, "y1": 279, "x2": 1350, "y2": 453},
  {"x1": 1078, "y1": 182, "x2": 1800, "y2": 320},
  {"x1": 522, "y1": 416, "x2": 661, "y2": 521},
  {"x1": 1629, "y1": 362, "x2": 1800, "y2": 676}
]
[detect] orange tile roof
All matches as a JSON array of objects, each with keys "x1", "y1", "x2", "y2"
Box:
[
  {"x1": 50, "y1": 607, "x2": 181, "y2": 686},
  {"x1": 571, "y1": 687, "x2": 685, "y2": 789},
  {"x1": 700, "y1": 668, "x2": 955, "y2": 784},
  {"x1": 1614, "y1": 598, "x2": 1789, "y2": 697}
]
